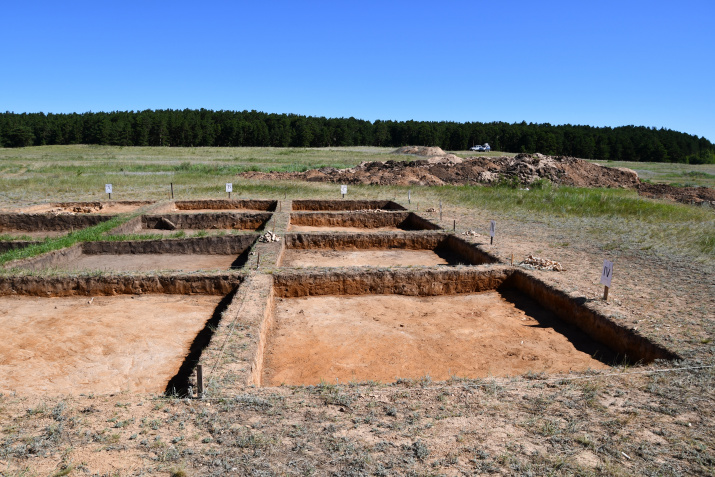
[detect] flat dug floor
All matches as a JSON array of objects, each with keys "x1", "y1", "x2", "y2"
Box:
[
  {"x1": 287, "y1": 225, "x2": 401, "y2": 233},
  {"x1": 280, "y1": 249, "x2": 450, "y2": 267},
  {"x1": 0, "y1": 294, "x2": 222, "y2": 395},
  {"x1": 65, "y1": 253, "x2": 241, "y2": 272},
  {"x1": 262, "y1": 291, "x2": 612, "y2": 386}
]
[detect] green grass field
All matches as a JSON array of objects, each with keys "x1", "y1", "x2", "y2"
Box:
[{"x1": 1, "y1": 145, "x2": 712, "y2": 261}]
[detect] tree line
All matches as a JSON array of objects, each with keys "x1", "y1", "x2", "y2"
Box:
[{"x1": 1, "y1": 109, "x2": 713, "y2": 163}]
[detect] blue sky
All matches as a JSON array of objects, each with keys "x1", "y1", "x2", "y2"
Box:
[{"x1": 2, "y1": 1, "x2": 714, "y2": 141}]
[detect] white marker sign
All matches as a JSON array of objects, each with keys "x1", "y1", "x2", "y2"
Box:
[
  {"x1": 105, "y1": 184, "x2": 113, "y2": 194},
  {"x1": 340, "y1": 185, "x2": 347, "y2": 195},
  {"x1": 600, "y1": 260, "x2": 614, "y2": 287},
  {"x1": 489, "y1": 220, "x2": 496, "y2": 237},
  {"x1": 225, "y1": 183, "x2": 233, "y2": 193}
]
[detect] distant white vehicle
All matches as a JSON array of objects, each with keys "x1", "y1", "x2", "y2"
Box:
[{"x1": 470, "y1": 143, "x2": 491, "y2": 152}]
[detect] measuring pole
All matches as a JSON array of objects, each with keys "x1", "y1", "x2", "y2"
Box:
[{"x1": 170, "y1": 183, "x2": 174, "y2": 199}]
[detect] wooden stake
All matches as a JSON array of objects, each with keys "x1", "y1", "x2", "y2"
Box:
[
  {"x1": 490, "y1": 236, "x2": 493, "y2": 245},
  {"x1": 196, "y1": 364, "x2": 204, "y2": 398},
  {"x1": 279, "y1": 200, "x2": 282, "y2": 212},
  {"x1": 511, "y1": 253, "x2": 514, "y2": 265},
  {"x1": 453, "y1": 219, "x2": 456, "y2": 231},
  {"x1": 603, "y1": 285, "x2": 609, "y2": 301},
  {"x1": 170, "y1": 182, "x2": 174, "y2": 199},
  {"x1": 228, "y1": 191, "x2": 231, "y2": 199},
  {"x1": 256, "y1": 252, "x2": 260, "y2": 269},
  {"x1": 439, "y1": 200, "x2": 443, "y2": 221},
  {"x1": 108, "y1": 192, "x2": 111, "y2": 200},
  {"x1": 408, "y1": 190, "x2": 411, "y2": 204}
]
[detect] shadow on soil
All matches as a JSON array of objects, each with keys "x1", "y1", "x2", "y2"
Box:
[
  {"x1": 497, "y1": 288, "x2": 626, "y2": 366},
  {"x1": 230, "y1": 249, "x2": 252, "y2": 269},
  {"x1": 165, "y1": 288, "x2": 237, "y2": 396}
]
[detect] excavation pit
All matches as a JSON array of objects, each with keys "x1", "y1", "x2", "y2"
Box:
[
  {"x1": 292, "y1": 200, "x2": 406, "y2": 211},
  {"x1": 279, "y1": 232, "x2": 497, "y2": 267},
  {"x1": 18, "y1": 235, "x2": 257, "y2": 273},
  {"x1": 0, "y1": 213, "x2": 114, "y2": 240},
  {"x1": 139, "y1": 212, "x2": 272, "y2": 233},
  {"x1": 0, "y1": 275, "x2": 240, "y2": 395},
  {"x1": 19, "y1": 201, "x2": 153, "y2": 214},
  {"x1": 288, "y1": 211, "x2": 439, "y2": 232},
  {"x1": 258, "y1": 269, "x2": 677, "y2": 386},
  {"x1": 172, "y1": 199, "x2": 277, "y2": 213}
]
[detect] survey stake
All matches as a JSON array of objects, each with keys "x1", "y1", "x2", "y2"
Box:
[{"x1": 600, "y1": 259, "x2": 613, "y2": 300}]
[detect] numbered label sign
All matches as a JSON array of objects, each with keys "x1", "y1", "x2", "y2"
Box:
[
  {"x1": 340, "y1": 185, "x2": 347, "y2": 195},
  {"x1": 105, "y1": 184, "x2": 113, "y2": 194},
  {"x1": 489, "y1": 220, "x2": 496, "y2": 237},
  {"x1": 225, "y1": 183, "x2": 233, "y2": 193},
  {"x1": 600, "y1": 260, "x2": 614, "y2": 287}
]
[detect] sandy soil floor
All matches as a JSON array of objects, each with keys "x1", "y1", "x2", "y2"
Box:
[
  {"x1": 287, "y1": 224, "x2": 402, "y2": 232},
  {"x1": 172, "y1": 207, "x2": 266, "y2": 213},
  {"x1": 280, "y1": 249, "x2": 449, "y2": 267},
  {"x1": 0, "y1": 294, "x2": 222, "y2": 394},
  {"x1": 19, "y1": 203, "x2": 143, "y2": 214},
  {"x1": 262, "y1": 291, "x2": 612, "y2": 386},
  {"x1": 128, "y1": 229, "x2": 246, "y2": 237},
  {"x1": 64, "y1": 253, "x2": 241, "y2": 272}
]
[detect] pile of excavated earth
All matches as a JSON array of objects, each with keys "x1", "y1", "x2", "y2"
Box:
[{"x1": 240, "y1": 146, "x2": 715, "y2": 205}]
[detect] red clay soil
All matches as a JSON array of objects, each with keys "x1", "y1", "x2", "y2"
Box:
[
  {"x1": 64, "y1": 253, "x2": 240, "y2": 272},
  {"x1": 287, "y1": 224, "x2": 402, "y2": 233},
  {"x1": 0, "y1": 294, "x2": 222, "y2": 395},
  {"x1": 280, "y1": 249, "x2": 449, "y2": 268},
  {"x1": 241, "y1": 153, "x2": 641, "y2": 188},
  {"x1": 261, "y1": 292, "x2": 610, "y2": 386}
]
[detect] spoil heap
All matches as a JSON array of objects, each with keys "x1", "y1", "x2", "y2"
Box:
[{"x1": 240, "y1": 152, "x2": 640, "y2": 188}]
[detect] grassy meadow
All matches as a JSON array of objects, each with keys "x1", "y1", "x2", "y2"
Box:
[{"x1": 0, "y1": 145, "x2": 713, "y2": 261}]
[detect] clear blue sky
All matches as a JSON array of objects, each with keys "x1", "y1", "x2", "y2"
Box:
[{"x1": 2, "y1": 1, "x2": 714, "y2": 141}]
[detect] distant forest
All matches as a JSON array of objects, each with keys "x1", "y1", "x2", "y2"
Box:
[{"x1": 1, "y1": 109, "x2": 713, "y2": 163}]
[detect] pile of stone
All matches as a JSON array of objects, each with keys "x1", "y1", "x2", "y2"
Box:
[
  {"x1": 259, "y1": 231, "x2": 281, "y2": 243},
  {"x1": 520, "y1": 255, "x2": 564, "y2": 271}
]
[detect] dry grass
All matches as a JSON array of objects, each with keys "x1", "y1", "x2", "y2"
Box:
[{"x1": 0, "y1": 145, "x2": 713, "y2": 475}]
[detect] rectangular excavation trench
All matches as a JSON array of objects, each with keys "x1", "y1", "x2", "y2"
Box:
[
  {"x1": 255, "y1": 269, "x2": 677, "y2": 386},
  {"x1": 0, "y1": 213, "x2": 115, "y2": 240},
  {"x1": 18, "y1": 235, "x2": 258, "y2": 273},
  {"x1": 0, "y1": 275, "x2": 241, "y2": 395},
  {"x1": 288, "y1": 211, "x2": 440, "y2": 233},
  {"x1": 292, "y1": 200, "x2": 406, "y2": 211},
  {"x1": 18, "y1": 201, "x2": 154, "y2": 215},
  {"x1": 143, "y1": 212, "x2": 271, "y2": 234},
  {"x1": 278, "y1": 232, "x2": 499, "y2": 268},
  {"x1": 172, "y1": 199, "x2": 277, "y2": 213},
  {"x1": 108, "y1": 212, "x2": 273, "y2": 237}
]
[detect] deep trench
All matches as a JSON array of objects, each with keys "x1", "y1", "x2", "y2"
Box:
[{"x1": 165, "y1": 288, "x2": 238, "y2": 396}]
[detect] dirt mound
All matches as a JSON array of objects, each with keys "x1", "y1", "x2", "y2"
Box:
[
  {"x1": 392, "y1": 146, "x2": 446, "y2": 156},
  {"x1": 638, "y1": 182, "x2": 715, "y2": 206},
  {"x1": 240, "y1": 153, "x2": 640, "y2": 188}
]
